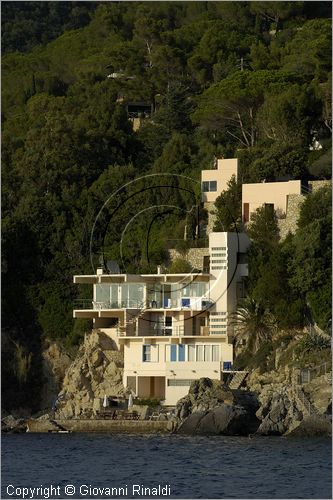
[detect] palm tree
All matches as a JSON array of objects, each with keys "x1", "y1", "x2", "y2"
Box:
[{"x1": 231, "y1": 297, "x2": 277, "y2": 352}]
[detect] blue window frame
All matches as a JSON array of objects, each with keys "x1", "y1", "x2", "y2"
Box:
[
  {"x1": 178, "y1": 344, "x2": 185, "y2": 361},
  {"x1": 170, "y1": 345, "x2": 177, "y2": 362}
]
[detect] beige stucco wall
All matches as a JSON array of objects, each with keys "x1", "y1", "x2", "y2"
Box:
[
  {"x1": 242, "y1": 180, "x2": 302, "y2": 220},
  {"x1": 122, "y1": 338, "x2": 233, "y2": 405},
  {"x1": 208, "y1": 232, "x2": 250, "y2": 335},
  {"x1": 201, "y1": 158, "x2": 238, "y2": 203}
]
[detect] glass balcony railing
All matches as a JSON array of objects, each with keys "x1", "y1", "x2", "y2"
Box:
[
  {"x1": 73, "y1": 299, "x2": 145, "y2": 310},
  {"x1": 74, "y1": 298, "x2": 214, "y2": 311}
]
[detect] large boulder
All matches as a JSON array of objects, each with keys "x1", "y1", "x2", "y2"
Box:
[
  {"x1": 174, "y1": 378, "x2": 260, "y2": 436},
  {"x1": 55, "y1": 330, "x2": 125, "y2": 419},
  {"x1": 1, "y1": 414, "x2": 27, "y2": 433}
]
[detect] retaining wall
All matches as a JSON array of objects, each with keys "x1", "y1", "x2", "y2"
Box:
[
  {"x1": 27, "y1": 419, "x2": 169, "y2": 433},
  {"x1": 168, "y1": 248, "x2": 209, "y2": 271}
]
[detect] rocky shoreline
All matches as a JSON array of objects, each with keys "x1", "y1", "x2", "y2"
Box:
[
  {"x1": 3, "y1": 376, "x2": 331, "y2": 437},
  {"x1": 166, "y1": 377, "x2": 332, "y2": 437},
  {"x1": 2, "y1": 332, "x2": 332, "y2": 437}
]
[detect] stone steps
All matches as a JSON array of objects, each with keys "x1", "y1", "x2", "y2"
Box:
[{"x1": 229, "y1": 371, "x2": 248, "y2": 390}]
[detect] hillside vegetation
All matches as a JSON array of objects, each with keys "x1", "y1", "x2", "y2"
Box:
[{"x1": 2, "y1": 1, "x2": 331, "y2": 412}]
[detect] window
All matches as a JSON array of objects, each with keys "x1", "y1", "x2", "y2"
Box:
[
  {"x1": 95, "y1": 284, "x2": 111, "y2": 304},
  {"x1": 178, "y1": 345, "x2": 185, "y2": 362},
  {"x1": 165, "y1": 317, "x2": 172, "y2": 327},
  {"x1": 212, "y1": 345, "x2": 219, "y2": 361},
  {"x1": 142, "y1": 345, "x2": 151, "y2": 362},
  {"x1": 188, "y1": 345, "x2": 195, "y2": 361},
  {"x1": 181, "y1": 282, "x2": 207, "y2": 297},
  {"x1": 202, "y1": 180, "x2": 217, "y2": 192},
  {"x1": 237, "y1": 252, "x2": 247, "y2": 264},
  {"x1": 204, "y1": 345, "x2": 211, "y2": 362},
  {"x1": 196, "y1": 345, "x2": 204, "y2": 361},
  {"x1": 211, "y1": 247, "x2": 226, "y2": 250},
  {"x1": 170, "y1": 345, "x2": 177, "y2": 362},
  {"x1": 167, "y1": 379, "x2": 192, "y2": 387}
]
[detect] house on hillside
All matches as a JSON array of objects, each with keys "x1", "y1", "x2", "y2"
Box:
[
  {"x1": 73, "y1": 232, "x2": 249, "y2": 405},
  {"x1": 241, "y1": 179, "x2": 303, "y2": 223}
]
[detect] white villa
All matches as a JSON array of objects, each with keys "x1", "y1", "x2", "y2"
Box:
[{"x1": 73, "y1": 231, "x2": 249, "y2": 406}]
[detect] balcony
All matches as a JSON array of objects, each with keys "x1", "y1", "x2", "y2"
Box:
[
  {"x1": 74, "y1": 299, "x2": 145, "y2": 310},
  {"x1": 74, "y1": 298, "x2": 214, "y2": 312},
  {"x1": 117, "y1": 325, "x2": 187, "y2": 338}
]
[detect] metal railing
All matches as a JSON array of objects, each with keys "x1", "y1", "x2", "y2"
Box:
[
  {"x1": 73, "y1": 299, "x2": 93, "y2": 309},
  {"x1": 297, "y1": 361, "x2": 332, "y2": 384},
  {"x1": 74, "y1": 298, "x2": 214, "y2": 311},
  {"x1": 117, "y1": 325, "x2": 185, "y2": 337},
  {"x1": 291, "y1": 384, "x2": 316, "y2": 417},
  {"x1": 74, "y1": 300, "x2": 146, "y2": 310}
]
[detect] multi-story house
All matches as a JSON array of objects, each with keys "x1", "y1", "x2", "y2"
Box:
[{"x1": 73, "y1": 231, "x2": 249, "y2": 406}]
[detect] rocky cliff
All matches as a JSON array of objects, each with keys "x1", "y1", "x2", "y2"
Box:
[
  {"x1": 171, "y1": 378, "x2": 260, "y2": 435},
  {"x1": 55, "y1": 330, "x2": 125, "y2": 419},
  {"x1": 171, "y1": 370, "x2": 331, "y2": 437},
  {"x1": 40, "y1": 341, "x2": 72, "y2": 410},
  {"x1": 246, "y1": 368, "x2": 332, "y2": 436}
]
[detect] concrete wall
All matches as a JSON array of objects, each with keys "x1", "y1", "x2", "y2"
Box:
[{"x1": 27, "y1": 419, "x2": 169, "y2": 433}]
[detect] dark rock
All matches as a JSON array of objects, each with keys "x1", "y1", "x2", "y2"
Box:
[
  {"x1": 1, "y1": 415, "x2": 27, "y2": 433},
  {"x1": 174, "y1": 378, "x2": 260, "y2": 436},
  {"x1": 286, "y1": 415, "x2": 332, "y2": 438},
  {"x1": 177, "y1": 411, "x2": 206, "y2": 434}
]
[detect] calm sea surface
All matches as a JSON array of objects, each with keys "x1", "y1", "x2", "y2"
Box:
[{"x1": 1, "y1": 433, "x2": 332, "y2": 499}]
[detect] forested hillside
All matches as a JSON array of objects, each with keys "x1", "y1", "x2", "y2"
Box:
[{"x1": 2, "y1": 1, "x2": 331, "y2": 412}]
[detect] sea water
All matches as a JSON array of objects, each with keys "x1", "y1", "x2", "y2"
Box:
[{"x1": 1, "y1": 433, "x2": 332, "y2": 499}]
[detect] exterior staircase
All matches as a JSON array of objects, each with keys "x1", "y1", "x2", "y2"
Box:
[
  {"x1": 228, "y1": 371, "x2": 248, "y2": 389},
  {"x1": 118, "y1": 303, "x2": 148, "y2": 337},
  {"x1": 291, "y1": 385, "x2": 318, "y2": 417}
]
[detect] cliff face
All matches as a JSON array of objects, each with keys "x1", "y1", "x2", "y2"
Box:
[
  {"x1": 246, "y1": 368, "x2": 332, "y2": 436},
  {"x1": 40, "y1": 341, "x2": 72, "y2": 410},
  {"x1": 55, "y1": 330, "x2": 125, "y2": 419}
]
